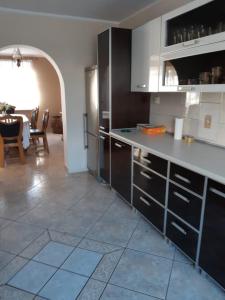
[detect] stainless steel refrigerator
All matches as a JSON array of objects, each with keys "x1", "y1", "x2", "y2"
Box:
[{"x1": 84, "y1": 65, "x2": 99, "y2": 176}]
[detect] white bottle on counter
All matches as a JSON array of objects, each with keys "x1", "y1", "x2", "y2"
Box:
[{"x1": 174, "y1": 118, "x2": 184, "y2": 140}]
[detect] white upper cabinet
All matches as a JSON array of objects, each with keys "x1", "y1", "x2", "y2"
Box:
[
  {"x1": 131, "y1": 17, "x2": 161, "y2": 92},
  {"x1": 161, "y1": 0, "x2": 225, "y2": 55}
]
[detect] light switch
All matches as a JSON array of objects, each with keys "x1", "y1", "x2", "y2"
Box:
[{"x1": 204, "y1": 115, "x2": 212, "y2": 128}]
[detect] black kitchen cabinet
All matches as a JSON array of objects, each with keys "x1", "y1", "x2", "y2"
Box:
[
  {"x1": 111, "y1": 137, "x2": 131, "y2": 203},
  {"x1": 133, "y1": 163, "x2": 166, "y2": 205},
  {"x1": 99, "y1": 133, "x2": 110, "y2": 184},
  {"x1": 133, "y1": 186, "x2": 164, "y2": 232},
  {"x1": 199, "y1": 179, "x2": 225, "y2": 289},
  {"x1": 98, "y1": 28, "x2": 150, "y2": 133},
  {"x1": 168, "y1": 183, "x2": 202, "y2": 229},
  {"x1": 166, "y1": 212, "x2": 198, "y2": 261},
  {"x1": 98, "y1": 30, "x2": 109, "y2": 132}
]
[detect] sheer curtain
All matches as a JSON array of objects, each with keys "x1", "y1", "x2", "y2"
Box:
[{"x1": 0, "y1": 60, "x2": 40, "y2": 110}]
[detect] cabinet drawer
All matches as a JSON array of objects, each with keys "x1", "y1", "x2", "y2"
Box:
[
  {"x1": 166, "y1": 213, "x2": 198, "y2": 261},
  {"x1": 133, "y1": 187, "x2": 164, "y2": 232},
  {"x1": 133, "y1": 163, "x2": 166, "y2": 205},
  {"x1": 170, "y1": 163, "x2": 205, "y2": 196},
  {"x1": 134, "y1": 149, "x2": 168, "y2": 176},
  {"x1": 168, "y1": 183, "x2": 202, "y2": 229}
]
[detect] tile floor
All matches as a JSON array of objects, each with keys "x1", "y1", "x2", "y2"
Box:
[{"x1": 0, "y1": 134, "x2": 224, "y2": 299}]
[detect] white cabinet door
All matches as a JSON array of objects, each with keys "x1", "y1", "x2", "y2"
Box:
[{"x1": 131, "y1": 17, "x2": 161, "y2": 92}]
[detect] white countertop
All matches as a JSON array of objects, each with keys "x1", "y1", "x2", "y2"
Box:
[{"x1": 110, "y1": 129, "x2": 225, "y2": 185}]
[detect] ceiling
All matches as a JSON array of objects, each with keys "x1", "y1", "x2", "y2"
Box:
[{"x1": 0, "y1": 0, "x2": 159, "y2": 22}]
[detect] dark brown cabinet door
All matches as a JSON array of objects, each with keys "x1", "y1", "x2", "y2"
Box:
[
  {"x1": 98, "y1": 30, "x2": 109, "y2": 132},
  {"x1": 111, "y1": 137, "x2": 131, "y2": 203},
  {"x1": 99, "y1": 133, "x2": 110, "y2": 183},
  {"x1": 199, "y1": 179, "x2": 225, "y2": 289}
]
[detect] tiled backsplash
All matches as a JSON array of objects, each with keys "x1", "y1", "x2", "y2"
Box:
[{"x1": 150, "y1": 92, "x2": 225, "y2": 147}]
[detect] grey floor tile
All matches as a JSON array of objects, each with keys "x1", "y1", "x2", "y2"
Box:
[
  {"x1": 20, "y1": 231, "x2": 50, "y2": 259},
  {"x1": 101, "y1": 284, "x2": 157, "y2": 300},
  {"x1": 0, "y1": 250, "x2": 15, "y2": 270},
  {"x1": 49, "y1": 230, "x2": 81, "y2": 247},
  {"x1": 173, "y1": 248, "x2": 192, "y2": 264},
  {"x1": 92, "y1": 249, "x2": 124, "y2": 282},
  {"x1": 9, "y1": 261, "x2": 56, "y2": 294},
  {"x1": 110, "y1": 249, "x2": 172, "y2": 299},
  {"x1": 128, "y1": 220, "x2": 175, "y2": 259},
  {"x1": 77, "y1": 279, "x2": 106, "y2": 300},
  {"x1": 0, "y1": 285, "x2": 34, "y2": 300},
  {"x1": 167, "y1": 262, "x2": 225, "y2": 300},
  {"x1": 79, "y1": 238, "x2": 123, "y2": 254},
  {"x1": 0, "y1": 221, "x2": 44, "y2": 254},
  {"x1": 39, "y1": 269, "x2": 88, "y2": 300},
  {"x1": 0, "y1": 217, "x2": 11, "y2": 230},
  {"x1": 33, "y1": 241, "x2": 74, "y2": 267},
  {"x1": 62, "y1": 248, "x2": 103, "y2": 277},
  {"x1": 0, "y1": 256, "x2": 28, "y2": 285},
  {"x1": 87, "y1": 217, "x2": 139, "y2": 247}
]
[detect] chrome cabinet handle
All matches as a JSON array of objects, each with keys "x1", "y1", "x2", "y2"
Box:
[
  {"x1": 182, "y1": 39, "x2": 199, "y2": 47},
  {"x1": 136, "y1": 84, "x2": 147, "y2": 88},
  {"x1": 210, "y1": 187, "x2": 225, "y2": 199},
  {"x1": 140, "y1": 171, "x2": 152, "y2": 180},
  {"x1": 173, "y1": 191, "x2": 190, "y2": 204},
  {"x1": 171, "y1": 222, "x2": 187, "y2": 235},
  {"x1": 99, "y1": 126, "x2": 105, "y2": 130},
  {"x1": 139, "y1": 196, "x2": 151, "y2": 207},
  {"x1": 174, "y1": 174, "x2": 191, "y2": 184},
  {"x1": 141, "y1": 157, "x2": 152, "y2": 164},
  {"x1": 100, "y1": 136, "x2": 105, "y2": 140},
  {"x1": 115, "y1": 143, "x2": 123, "y2": 148}
]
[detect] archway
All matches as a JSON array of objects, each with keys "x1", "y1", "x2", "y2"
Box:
[{"x1": 0, "y1": 44, "x2": 67, "y2": 166}]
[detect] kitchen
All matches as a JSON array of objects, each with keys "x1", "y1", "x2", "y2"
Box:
[{"x1": 85, "y1": 0, "x2": 225, "y2": 297}]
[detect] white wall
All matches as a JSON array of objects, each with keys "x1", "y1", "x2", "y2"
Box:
[{"x1": 0, "y1": 10, "x2": 114, "y2": 172}]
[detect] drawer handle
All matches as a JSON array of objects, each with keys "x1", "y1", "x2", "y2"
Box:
[
  {"x1": 182, "y1": 39, "x2": 199, "y2": 47},
  {"x1": 174, "y1": 191, "x2": 190, "y2": 204},
  {"x1": 115, "y1": 143, "x2": 123, "y2": 148},
  {"x1": 100, "y1": 136, "x2": 105, "y2": 140},
  {"x1": 139, "y1": 196, "x2": 151, "y2": 207},
  {"x1": 209, "y1": 187, "x2": 225, "y2": 199},
  {"x1": 137, "y1": 84, "x2": 147, "y2": 88},
  {"x1": 99, "y1": 126, "x2": 105, "y2": 130},
  {"x1": 141, "y1": 157, "x2": 152, "y2": 164},
  {"x1": 171, "y1": 222, "x2": 187, "y2": 236},
  {"x1": 174, "y1": 174, "x2": 191, "y2": 184},
  {"x1": 140, "y1": 171, "x2": 152, "y2": 180}
]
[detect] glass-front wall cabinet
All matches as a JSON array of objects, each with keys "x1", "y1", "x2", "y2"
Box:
[{"x1": 161, "y1": 0, "x2": 225, "y2": 54}]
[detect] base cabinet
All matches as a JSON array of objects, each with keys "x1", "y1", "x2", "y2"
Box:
[
  {"x1": 111, "y1": 138, "x2": 131, "y2": 203},
  {"x1": 199, "y1": 179, "x2": 225, "y2": 289},
  {"x1": 99, "y1": 133, "x2": 110, "y2": 183}
]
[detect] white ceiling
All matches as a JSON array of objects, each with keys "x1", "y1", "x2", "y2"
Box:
[{"x1": 0, "y1": 0, "x2": 159, "y2": 22}]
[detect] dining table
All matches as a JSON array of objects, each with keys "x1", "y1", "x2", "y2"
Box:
[{"x1": 12, "y1": 114, "x2": 30, "y2": 149}]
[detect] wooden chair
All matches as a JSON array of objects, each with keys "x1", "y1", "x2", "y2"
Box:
[
  {"x1": 30, "y1": 109, "x2": 50, "y2": 153},
  {"x1": 30, "y1": 107, "x2": 39, "y2": 129},
  {"x1": 0, "y1": 115, "x2": 25, "y2": 168}
]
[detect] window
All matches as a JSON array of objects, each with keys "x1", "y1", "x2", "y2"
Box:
[{"x1": 0, "y1": 60, "x2": 40, "y2": 110}]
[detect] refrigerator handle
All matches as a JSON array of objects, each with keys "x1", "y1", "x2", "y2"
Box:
[{"x1": 83, "y1": 113, "x2": 88, "y2": 149}]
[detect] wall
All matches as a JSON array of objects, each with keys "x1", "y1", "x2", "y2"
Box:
[
  {"x1": 0, "y1": 9, "x2": 114, "y2": 172},
  {"x1": 120, "y1": 0, "x2": 193, "y2": 29},
  {"x1": 16, "y1": 57, "x2": 61, "y2": 130},
  {"x1": 150, "y1": 92, "x2": 225, "y2": 147}
]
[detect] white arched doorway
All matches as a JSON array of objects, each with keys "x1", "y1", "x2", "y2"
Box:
[{"x1": 0, "y1": 44, "x2": 67, "y2": 166}]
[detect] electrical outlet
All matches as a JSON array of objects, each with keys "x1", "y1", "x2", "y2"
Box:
[
  {"x1": 204, "y1": 115, "x2": 212, "y2": 128},
  {"x1": 154, "y1": 96, "x2": 160, "y2": 105}
]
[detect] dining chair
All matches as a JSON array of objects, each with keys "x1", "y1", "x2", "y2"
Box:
[
  {"x1": 30, "y1": 109, "x2": 50, "y2": 153},
  {"x1": 0, "y1": 115, "x2": 25, "y2": 167},
  {"x1": 30, "y1": 106, "x2": 39, "y2": 129}
]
